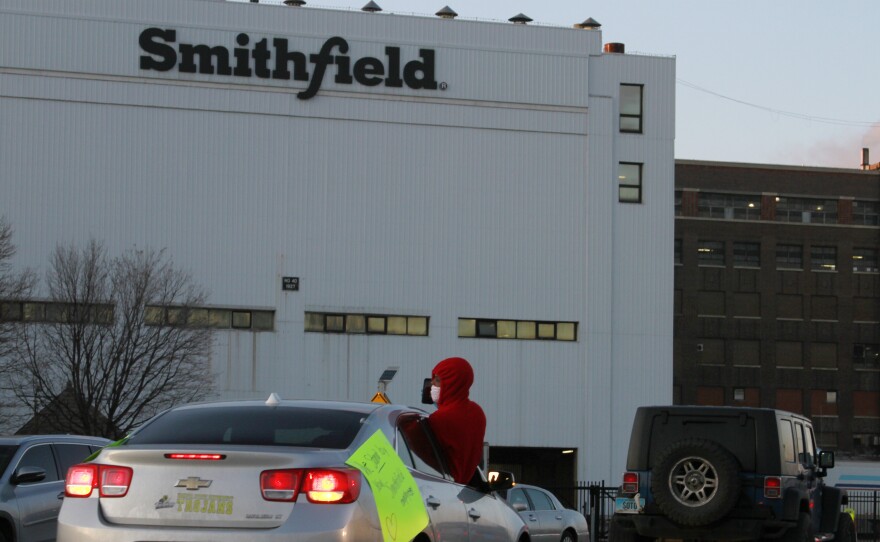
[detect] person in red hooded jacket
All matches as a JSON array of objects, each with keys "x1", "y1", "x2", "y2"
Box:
[{"x1": 427, "y1": 356, "x2": 487, "y2": 485}]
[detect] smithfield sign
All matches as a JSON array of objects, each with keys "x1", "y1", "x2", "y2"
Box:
[{"x1": 138, "y1": 28, "x2": 441, "y2": 100}]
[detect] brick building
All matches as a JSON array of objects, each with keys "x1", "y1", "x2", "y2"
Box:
[{"x1": 674, "y1": 157, "x2": 880, "y2": 454}]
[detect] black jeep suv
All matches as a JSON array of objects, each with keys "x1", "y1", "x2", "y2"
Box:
[{"x1": 610, "y1": 406, "x2": 855, "y2": 542}]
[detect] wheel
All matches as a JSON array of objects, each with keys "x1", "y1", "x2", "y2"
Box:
[
  {"x1": 561, "y1": 529, "x2": 576, "y2": 542},
  {"x1": 650, "y1": 438, "x2": 740, "y2": 526},
  {"x1": 609, "y1": 514, "x2": 653, "y2": 542},
  {"x1": 835, "y1": 512, "x2": 856, "y2": 542},
  {"x1": 778, "y1": 511, "x2": 813, "y2": 542}
]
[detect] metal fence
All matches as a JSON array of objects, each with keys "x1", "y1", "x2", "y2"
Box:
[
  {"x1": 542, "y1": 486, "x2": 880, "y2": 542},
  {"x1": 544, "y1": 483, "x2": 618, "y2": 541},
  {"x1": 847, "y1": 490, "x2": 880, "y2": 541}
]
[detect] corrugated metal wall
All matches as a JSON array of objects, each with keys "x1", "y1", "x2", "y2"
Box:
[{"x1": 0, "y1": 0, "x2": 674, "y2": 483}]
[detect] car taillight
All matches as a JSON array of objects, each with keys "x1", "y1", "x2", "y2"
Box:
[
  {"x1": 303, "y1": 469, "x2": 361, "y2": 504},
  {"x1": 261, "y1": 469, "x2": 302, "y2": 502},
  {"x1": 764, "y1": 476, "x2": 782, "y2": 498},
  {"x1": 260, "y1": 468, "x2": 361, "y2": 504},
  {"x1": 66, "y1": 464, "x2": 98, "y2": 497},
  {"x1": 622, "y1": 472, "x2": 639, "y2": 494},
  {"x1": 65, "y1": 464, "x2": 133, "y2": 498}
]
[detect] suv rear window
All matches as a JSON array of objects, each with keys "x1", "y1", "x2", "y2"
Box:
[{"x1": 126, "y1": 406, "x2": 367, "y2": 448}]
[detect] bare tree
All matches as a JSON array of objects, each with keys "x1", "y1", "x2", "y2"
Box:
[
  {"x1": 6, "y1": 240, "x2": 214, "y2": 438},
  {"x1": 0, "y1": 216, "x2": 36, "y2": 357}
]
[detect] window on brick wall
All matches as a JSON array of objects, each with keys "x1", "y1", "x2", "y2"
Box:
[{"x1": 698, "y1": 240, "x2": 725, "y2": 266}]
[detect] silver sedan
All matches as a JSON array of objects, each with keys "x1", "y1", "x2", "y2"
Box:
[
  {"x1": 57, "y1": 396, "x2": 528, "y2": 542},
  {"x1": 507, "y1": 484, "x2": 589, "y2": 542}
]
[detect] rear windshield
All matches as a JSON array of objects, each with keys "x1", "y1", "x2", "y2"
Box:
[
  {"x1": 0, "y1": 445, "x2": 19, "y2": 474},
  {"x1": 126, "y1": 406, "x2": 367, "y2": 449}
]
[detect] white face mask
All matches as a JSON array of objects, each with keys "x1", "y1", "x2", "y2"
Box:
[{"x1": 430, "y1": 385, "x2": 441, "y2": 404}]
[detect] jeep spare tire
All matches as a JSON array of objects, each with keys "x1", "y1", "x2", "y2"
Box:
[{"x1": 650, "y1": 438, "x2": 740, "y2": 526}]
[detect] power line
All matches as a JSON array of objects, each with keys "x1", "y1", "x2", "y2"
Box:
[{"x1": 677, "y1": 79, "x2": 880, "y2": 128}]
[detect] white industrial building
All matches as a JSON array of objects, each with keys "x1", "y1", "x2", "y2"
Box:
[{"x1": 0, "y1": 0, "x2": 675, "y2": 485}]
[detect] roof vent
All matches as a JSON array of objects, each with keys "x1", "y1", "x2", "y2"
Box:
[
  {"x1": 604, "y1": 42, "x2": 625, "y2": 54},
  {"x1": 862, "y1": 148, "x2": 870, "y2": 170},
  {"x1": 362, "y1": 1, "x2": 382, "y2": 12},
  {"x1": 284, "y1": 0, "x2": 306, "y2": 5},
  {"x1": 436, "y1": 5, "x2": 458, "y2": 19},
  {"x1": 574, "y1": 17, "x2": 601, "y2": 29},
  {"x1": 509, "y1": 13, "x2": 532, "y2": 24},
  {"x1": 266, "y1": 393, "x2": 282, "y2": 406}
]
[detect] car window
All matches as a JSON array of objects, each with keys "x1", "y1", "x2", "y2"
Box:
[
  {"x1": 17, "y1": 444, "x2": 59, "y2": 483},
  {"x1": 508, "y1": 488, "x2": 530, "y2": 510},
  {"x1": 125, "y1": 406, "x2": 367, "y2": 448},
  {"x1": 55, "y1": 444, "x2": 95, "y2": 474},
  {"x1": 0, "y1": 445, "x2": 19, "y2": 476},
  {"x1": 525, "y1": 488, "x2": 556, "y2": 511},
  {"x1": 804, "y1": 425, "x2": 816, "y2": 459},
  {"x1": 397, "y1": 415, "x2": 447, "y2": 479},
  {"x1": 396, "y1": 428, "x2": 417, "y2": 469},
  {"x1": 794, "y1": 422, "x2": 814, "y2": 466},
  {"x1": 778, "y1": 419, "x2": 795, "y2": 463}
]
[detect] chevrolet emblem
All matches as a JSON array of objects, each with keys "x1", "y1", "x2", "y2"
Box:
[{"x1": 175, "y1": 477, "x2": 213, "y2": 491}]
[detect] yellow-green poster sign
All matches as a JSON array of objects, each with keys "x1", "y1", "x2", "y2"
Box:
[{"x1": 346, "y1": 430, "x2": 429, "y2": 542}]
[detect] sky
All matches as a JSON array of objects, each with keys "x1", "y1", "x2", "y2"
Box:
[{"x1": 263, "y1": 0, "x2": 880, "y2": 169}]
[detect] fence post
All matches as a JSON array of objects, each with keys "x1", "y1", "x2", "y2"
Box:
[
  {"x1": 589, "y1": 484, "x2": 600, "y2": 541},
  {"x1": 873, "y1": 490, "x2": 878, "y2": 542}
]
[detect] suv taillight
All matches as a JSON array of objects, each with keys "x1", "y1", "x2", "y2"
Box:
[
  {"x1": 622, "y1": 472, "x2": 639, "y2": 494},
  {"x1": 65, "y1": 464, "x2": 133, "y2": 498},
  {"x1": 260, "y1": 468, "x2": 361, "y2": 504},
  {"x1": 764, "y1": 476, "x2": 782, "y2": 498}
]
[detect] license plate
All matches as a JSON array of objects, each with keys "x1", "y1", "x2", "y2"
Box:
[{"x1": 615, "y1": 497, "x2": 645, "y2": 514}]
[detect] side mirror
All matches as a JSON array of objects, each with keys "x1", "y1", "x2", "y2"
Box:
[
  {"x1": 12, "y1": 466, "x2": 47, "y2": 485},
  {"x1": 512, "y1": 502, "x2": 527, "y2": 512},
  {"x1": 487, "y1": 470, "x2": 516, "y2": 492},
  {"x1": 421, "y1": 378, "x2": 433, "y2": 405},
  {"x1": 819, "y1": 450, "x2": 835, "y2": 469}
]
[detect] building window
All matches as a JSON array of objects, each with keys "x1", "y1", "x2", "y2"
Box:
[
  {"x1": 776, "y1": 244, "x2": 803, "y2": 269},
  {"x1": 852, "y1": 200, "x2": 879, "y2": 226},
  {"x1": 618, "y1": 162, "x2": 642, "y2": 203},
  {"x1": 697, "y1": 192, "x2": 761, "y2": 220},
  {"x1": 811, "y1": 389, "x2": 838, "y2": 416},
  {"x1": 619, "y1": 83, "x2": 643, "y2": 133},
  {"x1": 146, "y1": 305, "x2": 274, "y2": 331},
  {"x1": 854, "y1": 343, "x2": 880, "y2": 370},
  {"x1": 775, "y1": 197, "x2": 838, "y2": 224},
  {"x1": 305, "y1": 312, "x2": 428, "y2": 336},
  {"x1": 853, "y1": 247, "x2": 878, "y2": 272},
  {"x1": 811, "y1": 246, "x2": 837, "y2": 271},
  {"x1": 733, "y1": 242, "x2": 760, "y2": 267},
  {"x1": 674, "y1": 239, "x2": 682, "y2": 265},
  {"x1": 674, "y1": 191, "x2": 682, "y2": 216},
  {"x1": 697, "y1": 240, "x2": 725, "y2": 266},
  {"x1": 458, "y1": 318, "x2": 577, "y2": 341},
  {"x1": 0, "y1": 300, "x2": 115, "y2": 324}
]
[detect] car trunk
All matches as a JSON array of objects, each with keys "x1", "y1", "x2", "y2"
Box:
[{"x1": 95, "y1": 447, "x2": 350, "y2": 528}]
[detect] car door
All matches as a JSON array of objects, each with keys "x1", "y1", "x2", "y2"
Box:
[
  {"x1": 12, "y1": 443, "x2": 63, "y2": 542},
  {"x1": 524, "y1": 487, "x2": 564, "y2": 542},
  {"x1": 458, "y1": 482, "x2": 512, "y2": 541},
  {"x1": 396, "y1": 414, "x2": 469, "y2": 540}
]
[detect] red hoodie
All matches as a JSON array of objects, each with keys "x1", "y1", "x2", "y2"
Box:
[{"x1": 428, "y1": 357, "x2": 487, "y2": 484}]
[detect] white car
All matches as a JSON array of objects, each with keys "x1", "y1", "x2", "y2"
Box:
[{"x1": 57, "y1": 396, "x2": 528, "y2": 542}]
